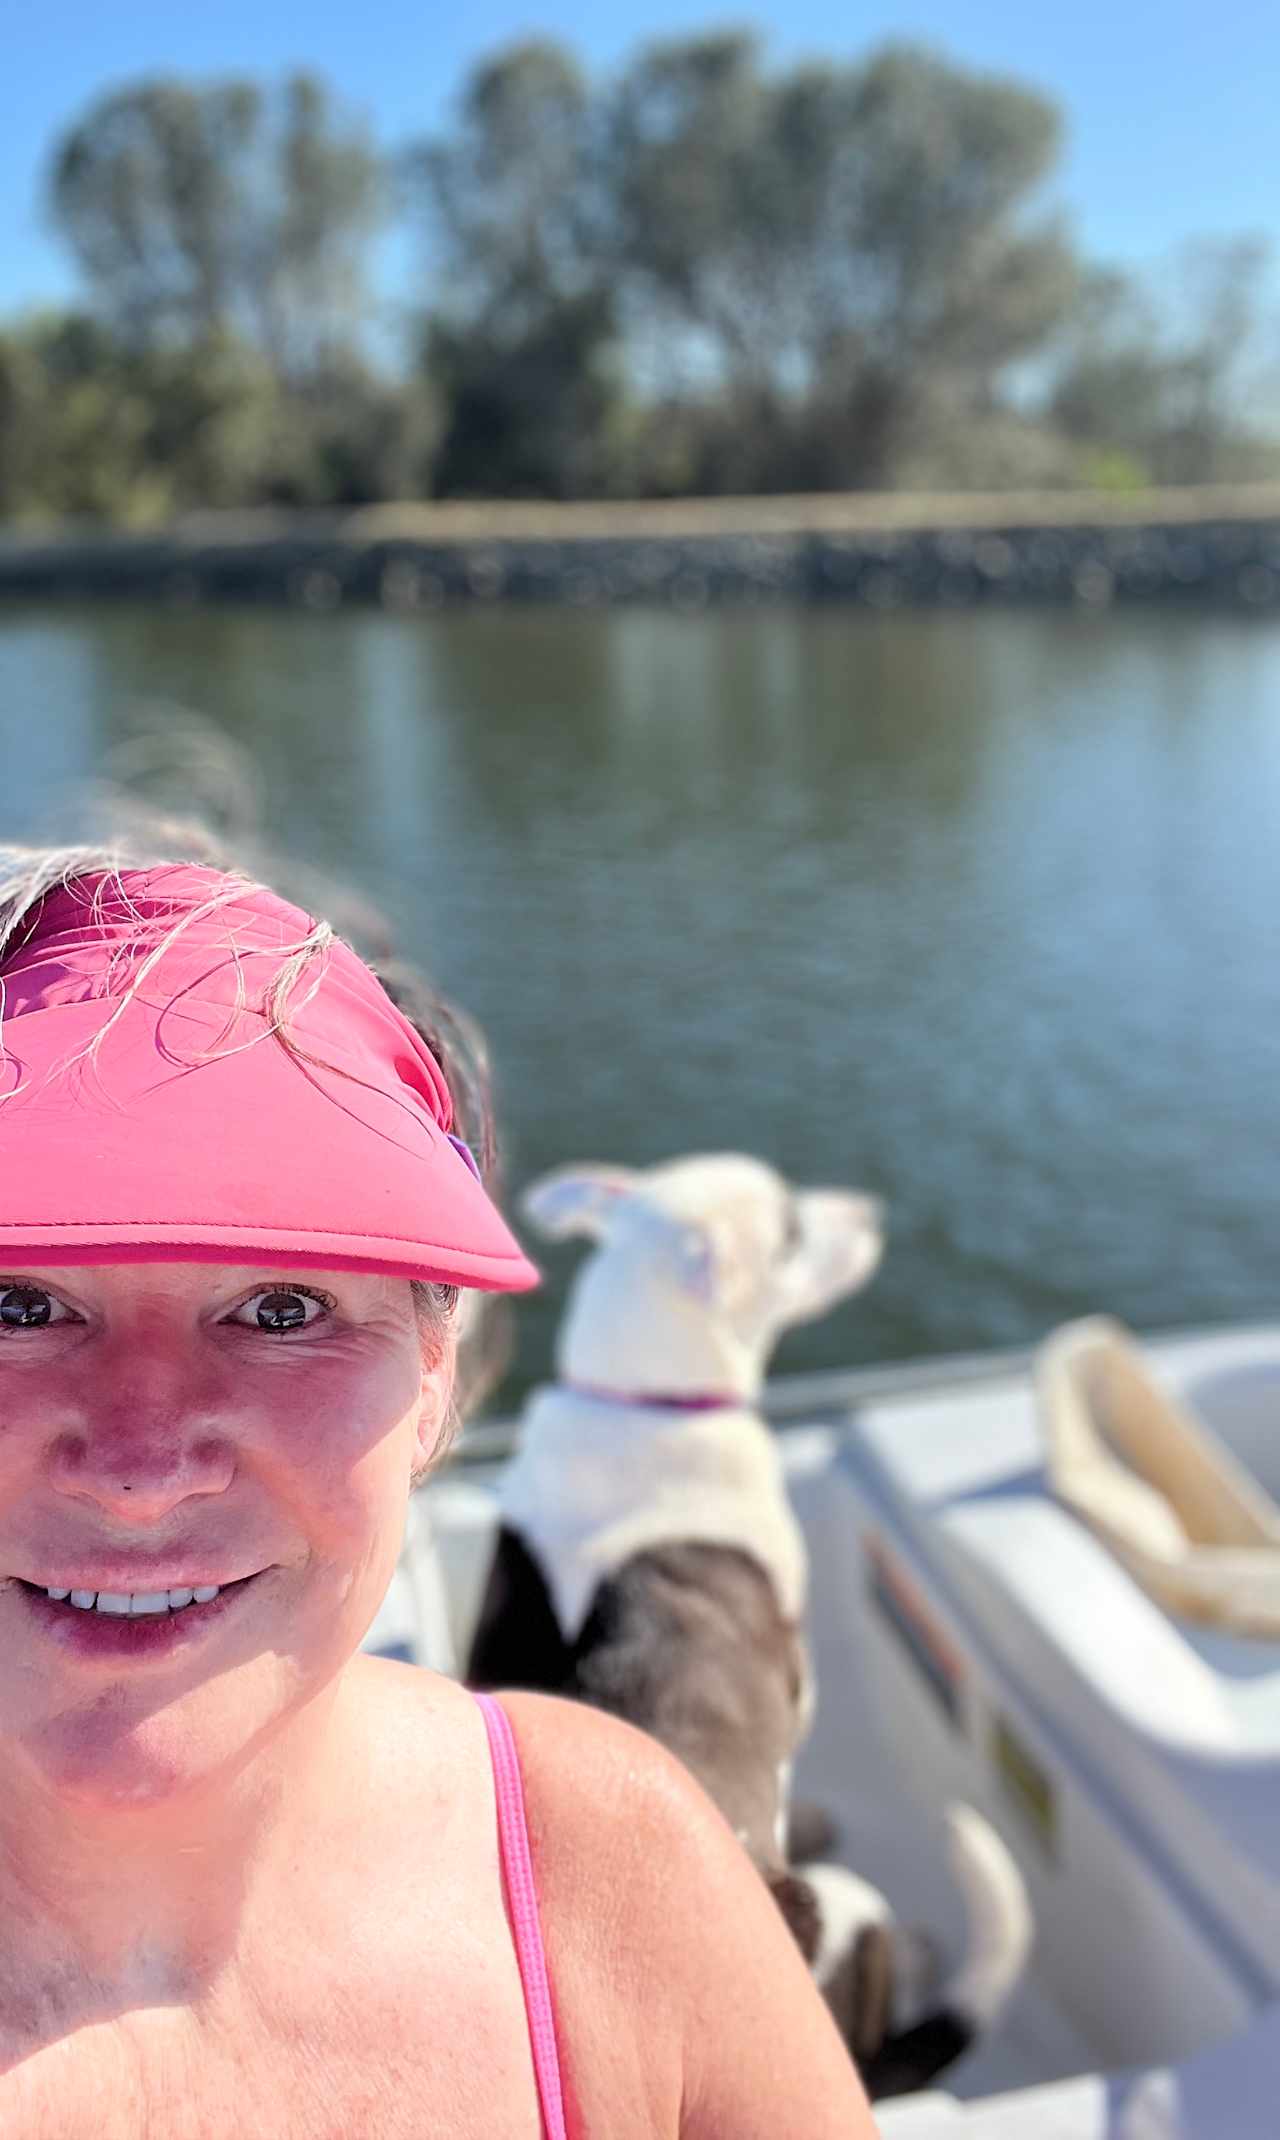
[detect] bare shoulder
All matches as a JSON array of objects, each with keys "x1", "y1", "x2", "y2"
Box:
[
  {"x1": 495, "y1": 1688, "x2": 758, "y2": 1937},
  {"x1": 497, "y1": 1688, "x2": 705, "y2": 1879},
  {"x1": 339, "y1": 1652, "x2": 481, "y2": 1769},
  {"x1": 488, "y1": 1691, "x2": 691, "y2": 2132},
  {"x1": 498, "y1": 1693, "x2": 879, "y2": 2140},
  {"x1": 336, "y1": 1675, "x2": 877, "y2": 2136}
]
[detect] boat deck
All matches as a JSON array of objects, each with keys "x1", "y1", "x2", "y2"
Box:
[{"x1": 367, "y1": 1335, "x2": 1280, "y2": 2137}]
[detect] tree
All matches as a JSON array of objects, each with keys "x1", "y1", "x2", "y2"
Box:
[
  {"x1": 0, "y1": 312, "x2": 281, "y2": 522},
  {"x1": 425, "y1": 294, "x2": 620, "y2": 499},
  {"x1": 1048, "y1": 240, "x2": 1277, "y2": 485},
  {"x1": 403, "y1": 41, "x2": 625, "y2": 497},
  {"x1": 608, "y1": 36, "x2": 1077, "y2": 487},
  {"x1": 1047, "y1": 266, "x2": 1166, "y2": 462},
  {"x1": 607, "y1": 33, "x2": 775, "y2": 396},
  {"x1": 0, "y1": 308, "x2": 439, "y2": 523},
  {"x1": 404, "y1": 42, "x2": 607, "y2": 335},
  {"x1": 1160, "y1": 236, "x2": 1274, "y2": 482},
  {"x1": 0, "y1": 324, "x2": 50, "y2": 518},
  {"x1": 48, "y1": 74, "x2": 384, "y2": 382},
  {"x1": 257, "y1": 357, "x2": 440, "y2": 506},
  {"x1": 0, "y1": 314, "x2": 155, "y2": 521}
]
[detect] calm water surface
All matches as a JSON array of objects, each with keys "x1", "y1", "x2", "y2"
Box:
[{"x1": 3, "y1": 600, "x2": 1280, "y2": 1405}]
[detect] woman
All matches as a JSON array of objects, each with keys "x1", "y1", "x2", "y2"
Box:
[{"x1": 0, "y1": 847, "x2": 878, "y2": 2137}]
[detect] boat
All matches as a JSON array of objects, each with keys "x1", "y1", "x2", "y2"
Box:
[{"x1": 363, "y1": 1318, "x2": 1280, "y2": 2136}]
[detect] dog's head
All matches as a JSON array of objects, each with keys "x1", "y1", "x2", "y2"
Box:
[{"x1": 522, "y1": 1153, "x2": 884, "y2": 1400}]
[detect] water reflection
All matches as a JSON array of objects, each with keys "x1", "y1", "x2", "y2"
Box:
[{"x1": 2, "y1": 599, "x2": 1279, "y2": 1400}]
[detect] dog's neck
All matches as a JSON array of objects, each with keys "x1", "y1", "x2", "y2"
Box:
[
  {"x1": 564, "y1": 1379, "x2": 747, "y2": 1413},
  {"x1": 502, "y1": 1381, "x2": 809, "y2": 1639}
]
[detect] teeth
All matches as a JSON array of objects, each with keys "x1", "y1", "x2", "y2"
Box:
[{"x1": 49, "y1": 1585, "x2": 224, "y2": 1614}]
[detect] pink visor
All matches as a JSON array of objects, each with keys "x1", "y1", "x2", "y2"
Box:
[{"x1": 0, "y1": 867, "x2": 539, "y2": 1292}]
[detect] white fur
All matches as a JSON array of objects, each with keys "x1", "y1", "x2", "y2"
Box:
[
  {"x1": 509, "y1": 1152, "x2": 1031, "y2": 2072},
  {"x1": 524, "y1": 1154, "x2": 884, "y2": 1403},
  {"x1": 939, "y1": 1805, "x2": 1034, "y2": 2027},
  {"x1": 500, "y1": 1385, "x2": 809, "y2": 1639},
  {"x1": 507, "y1": 1154, "x2": 884, "y2": 1640},
  {"x1": 803, "y1": 1861, "x2": 894, "y2": 1985},
  {"x1": 804, "y1": 1806, "x2": 1031, "y2": 2035}
]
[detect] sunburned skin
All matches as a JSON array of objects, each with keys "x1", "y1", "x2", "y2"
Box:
[
  {"x1": 0, "y1": 1259, "x2": 879, "y2": 2139},
  {"x1": 0, "y1": 862, "x2": 881, "y2": 2136},
  {"x1": 0, "y1": 1666, "x2": 557, "y2": 2140},
  {"x1": 0, "y1": 1256, "x2": 582, "y2": 2139},
  {"x1": 0, "y1": 1262, "x2": 448, "y2": 1962}
]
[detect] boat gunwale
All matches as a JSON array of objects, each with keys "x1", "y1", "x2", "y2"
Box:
[{"x1": 454, "y1": 1321, "x2": 1279, "y2": 1467}]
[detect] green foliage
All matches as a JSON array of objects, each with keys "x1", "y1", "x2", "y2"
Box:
[
  {"x1": 427, "y1": 294, "x2": 620, "y2": 499},
  {"x1": 0, "y1": 314, "x2": 162, "y2": 522},
  {"x1": 600, "y1": 35, "x2": 1078, "y2": 486},
  {"x1": 1075, "y1": 447, "x2": 1152, "y2": 493},
  {"x1": 1049, "y1": 242, "x2": 1277, "y2": 486},
  {"x1": 259, "y1": 364, "x2": 440, "y2": 507},
  {"x1": 0, "y1": 46, "x2": 1271, "y2": 521},
  {"x1": 405, "y1": 42, "x2": 605, "y2": 333},
  {"x1": 0, "y1": 313, "x2": 434, "y2": 523},
  {"x1": 404, "y1": 39, "x2": 625, "y2": 496},
  {"x1": 48, "y1": 73, "x2": 384, "y2": 379}
]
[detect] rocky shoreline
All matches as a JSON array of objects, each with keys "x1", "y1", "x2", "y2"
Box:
[{"x1": 5, "y1": 490, "x2": 1280, "y2": 610}]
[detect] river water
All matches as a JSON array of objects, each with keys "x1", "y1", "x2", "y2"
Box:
[{"x1": 3, "y1": 598, "x2": 1279, "y2": 1405}]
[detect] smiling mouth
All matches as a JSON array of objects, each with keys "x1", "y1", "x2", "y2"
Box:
[{"x1": 16, "y1": 1573, "x2": 261, "y2": 1617}]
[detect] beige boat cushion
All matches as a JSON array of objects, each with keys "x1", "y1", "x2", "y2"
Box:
[{"x1": 1062, "y1": 1445, "x2": 1189, "y2": 1562}]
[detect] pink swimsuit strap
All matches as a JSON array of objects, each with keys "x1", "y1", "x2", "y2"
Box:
[{"x1": 473, "y1": 1692, "x2": 569, "y2": 2140}]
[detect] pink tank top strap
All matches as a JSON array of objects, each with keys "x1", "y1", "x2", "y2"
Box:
[{"x1": 473, "y1": 1691, "x2": 570, "y2": 2140}]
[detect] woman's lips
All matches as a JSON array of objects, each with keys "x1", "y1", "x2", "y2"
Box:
[
  {"x1": 13, "y1": 1568, "x2": 271, "y2": 1658},
  {"x1": 18, "y1": 1567, "x2": 266, "y2": 1594}
]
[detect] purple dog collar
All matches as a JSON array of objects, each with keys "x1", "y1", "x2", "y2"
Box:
[{"x1": 565, "y1": 1381, "x2": 739, "y2": 1413}]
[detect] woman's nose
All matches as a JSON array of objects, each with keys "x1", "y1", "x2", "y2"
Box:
[{"x1": 47, "y1": 1382, "x2": 237, "y2": 1522}]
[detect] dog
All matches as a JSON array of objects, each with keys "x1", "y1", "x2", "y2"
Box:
[{"x1": 467, "y1": 1153, "x2": 1031, "y2": 2097}]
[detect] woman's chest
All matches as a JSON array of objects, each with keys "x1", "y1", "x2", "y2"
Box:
[{"x1": 0, "y1": 1944, "x2": 548, "y2": 2140}]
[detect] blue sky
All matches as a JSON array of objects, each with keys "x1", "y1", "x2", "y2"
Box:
[{"x1": 9, "y1": 0, "x2": 1278, "y2": 323}]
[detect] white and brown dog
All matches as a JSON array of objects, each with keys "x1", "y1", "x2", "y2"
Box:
[{"x1": 467, "y1": 1153, "x2": 1030, "y2": 2098}]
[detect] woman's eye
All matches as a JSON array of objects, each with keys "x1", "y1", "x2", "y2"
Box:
[
  {"x1": 229, "y1": 1287, "x2": 332, "y2": 1335},
  {"x1": 0, "y1": 1284, "x2": 71, "y2": 1330}
]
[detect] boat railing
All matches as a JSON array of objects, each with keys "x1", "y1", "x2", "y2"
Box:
[{"x1": 451, "y1": 1342, "x2": 1045, "y2": 1467}]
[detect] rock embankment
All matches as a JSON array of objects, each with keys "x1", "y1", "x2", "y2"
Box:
[{"x1": 5, "y1": 489, "x2": 1280, "y2": 610}]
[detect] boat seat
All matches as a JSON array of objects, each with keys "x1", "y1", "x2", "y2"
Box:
[
  {"x1": 1038, "y1": 1318, "x2": 1280, "y2": 1641},
  {"x1": 938, "y1": 1495, "x2": 1242, "y2": 1750},
  {"x1": 1050, "y1": 1429, "x2": 1190, "y2": 1563}
]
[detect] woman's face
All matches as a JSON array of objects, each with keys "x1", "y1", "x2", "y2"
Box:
[{"x1": 0, "y1": 1261, "x2": 449, "y2": 1812}]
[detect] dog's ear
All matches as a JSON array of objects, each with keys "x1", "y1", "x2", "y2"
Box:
[
  {"x1": 667, "y1": 1218, "x2": 718, "y2": 1305},
  {"x1": 521, "y1": 1165, "x2": 638, "y2": 1242}
]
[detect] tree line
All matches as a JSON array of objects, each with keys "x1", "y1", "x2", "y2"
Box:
[{"x1": 1, "y1": 37, "x2": 1276, "y2": 523}]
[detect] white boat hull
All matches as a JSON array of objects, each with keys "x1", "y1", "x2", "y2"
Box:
[
  {"x1": 369, "y1": 1326, "x2": 1280, "y2": 2131},
  {"x1": 829, "y1": 1332, "x2": 1280, "y2": 2070}
]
